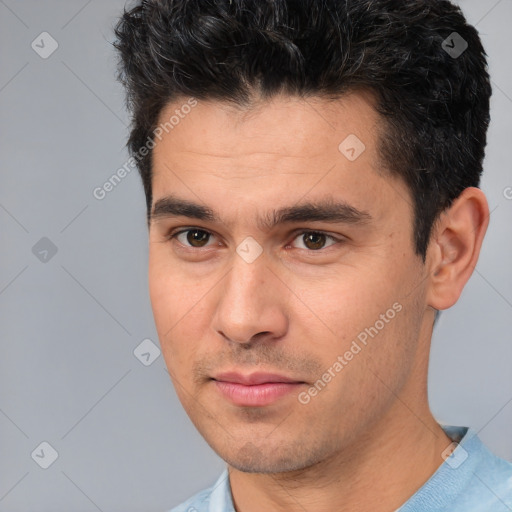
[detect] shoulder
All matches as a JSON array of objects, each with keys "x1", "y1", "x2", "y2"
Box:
[
  {"x1": 165, "y1": 469, "x2": 232, "y2": 512},
  {"x1": 398, "y1": 425, "x2": 512, "y2": 512},
  {"x1": 447, "y1": 426, "x2": 512, "y2": 511},
  {"x1": 467, "y1": 438, "x2": 512, "y2": 508},
  {"x1": 167, "y1": 488, "x2": 211, "y2": 512}
]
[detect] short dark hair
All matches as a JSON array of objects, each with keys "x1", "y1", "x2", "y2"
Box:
[{"x1": 113, "y1": 0, "x2": 491, "y2": 260}]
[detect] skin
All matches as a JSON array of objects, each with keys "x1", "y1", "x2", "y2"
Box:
[{"x1": 148, "y1": 90, "x2": 489, "y2": 512}]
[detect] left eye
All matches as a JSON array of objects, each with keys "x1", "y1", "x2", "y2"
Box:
[
  {"x1": 288, "y1": 231, "x2": 339, "y2": 251},
  {"x1": 169, "y1": 229, "x2": 340, "y2": 251}
]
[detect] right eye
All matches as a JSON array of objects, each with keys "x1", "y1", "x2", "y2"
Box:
[{"x1": 168, "y1": 228, "x2": 217, "y2": 248}]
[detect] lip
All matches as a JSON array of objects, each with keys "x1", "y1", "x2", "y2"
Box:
[
  {"x1": 212, "y1": 371, "x2": 305, "y2": 406},
  {"x1": 213, "y1": 371, "x2": 302, "y2": 385}
]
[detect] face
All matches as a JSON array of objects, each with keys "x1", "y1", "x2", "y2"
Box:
[{"x1": 148, "y1": 91, "x2": 432, "y2": 473}]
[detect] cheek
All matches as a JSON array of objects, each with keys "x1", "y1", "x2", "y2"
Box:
[
  {"x1": 302, "y1": 265, "x2": 417, "y2": 392},
  {"x1": 148, "y1": 258, "x2": 172, "y2": 334},
  {"x1": 342, "y1": 290, "x2": 422, "y2": 401},
  {"x1": 303, "y1": 301, "x2": 418, "y2": 440},
  {"x1": 304, "y1": 268, "x2": 400, "y2": 344},
  {"x1": 148, "y1": 249, "x2": 193, "y2": 328},
  {"x1": 149, "y1": 254, "x2": 188, "y2": 366},
  {"x1": 148, "y1": 252, "x2": 216, "y2": 378}
]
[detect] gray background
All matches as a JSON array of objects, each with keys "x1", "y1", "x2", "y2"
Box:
[{"x1": 0, "y1": 1, "x2": 511, "y2": 511}]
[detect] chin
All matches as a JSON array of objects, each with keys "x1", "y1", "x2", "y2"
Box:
[{"x1": 214, "y1": 438, "x2": 323, "y2": 474}]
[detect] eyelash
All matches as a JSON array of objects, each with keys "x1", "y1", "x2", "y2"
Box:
[{"x1": 166, "y1": 227, "x2": 343, "y2": 252}]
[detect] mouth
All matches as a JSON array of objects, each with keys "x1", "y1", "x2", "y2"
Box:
[{"x1": 211, "y1": 371, "x2": 306, "y2": 407}]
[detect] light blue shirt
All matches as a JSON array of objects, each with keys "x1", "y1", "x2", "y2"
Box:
[{"x1": 168, "y1": 425, "x2": 512, "y2": 512}]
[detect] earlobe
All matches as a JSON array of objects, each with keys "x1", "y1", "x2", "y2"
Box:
[{"x1": 426, "y1": 187, "x2": 489, "y2": 311}]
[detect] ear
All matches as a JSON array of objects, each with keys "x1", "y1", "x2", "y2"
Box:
[{"x1": 425, "y1": 187, "x2": 489, "y2": 311}]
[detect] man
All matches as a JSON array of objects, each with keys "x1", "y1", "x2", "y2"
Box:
[{"x1": 113, "y1": 0, "x2": 512, "y2": 510}]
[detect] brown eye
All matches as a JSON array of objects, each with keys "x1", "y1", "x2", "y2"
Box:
[
  {"x1": 172, "y1": 229, "x2": 213, "y2": 248},
  {"x1": 290, "y1": 231, "x2": 338, "y2": 251},
  {"x1": 186, "y1": 229, "x2": 211, "y2": 247},
  {"x1": 303, "y1": 232, "x2": 326, "y2": 250}
]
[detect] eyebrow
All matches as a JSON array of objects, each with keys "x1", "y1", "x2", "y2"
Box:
[{"x1": 150, "y1": 193, "x2": 372, "y2": 230}]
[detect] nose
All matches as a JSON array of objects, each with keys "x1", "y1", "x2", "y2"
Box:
[{"x1": 212, "y1": 251, "x2": 289, "y2": 345}]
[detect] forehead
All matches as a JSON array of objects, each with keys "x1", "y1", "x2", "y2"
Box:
[
  {"x1": 149, "y1": 90, "x2": 411, "y2": 229},
  {"x1": 153, "y1": 89, "x2": 381, "y2": 163}
]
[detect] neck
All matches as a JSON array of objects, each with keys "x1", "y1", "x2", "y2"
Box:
[{"x1": 228, "y1": 393, "x2": 452, "y2": 512}]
